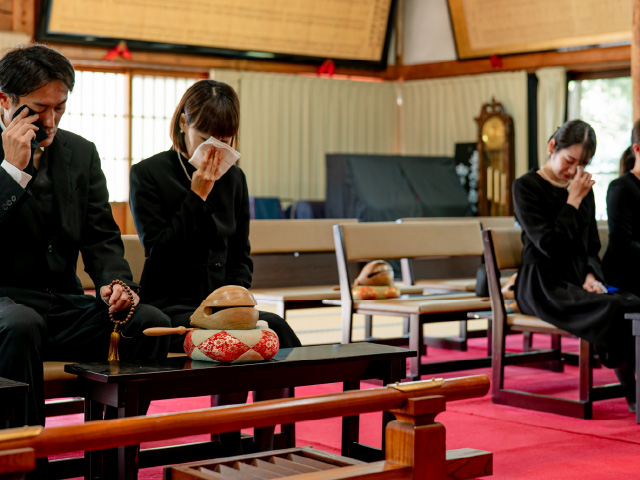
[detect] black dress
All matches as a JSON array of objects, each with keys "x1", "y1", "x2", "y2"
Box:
[
  {"x1": 129, "y1": 148, "x2": 301, "y2": 352},
  {"x1": 513, "y1": 170, "x2": 638, "y2": 367},
  {"x1": 602, "y1": 173, "x2": 640, "y2": 296}
]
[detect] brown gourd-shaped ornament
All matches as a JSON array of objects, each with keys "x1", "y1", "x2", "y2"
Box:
[
  {"x1": 352, "y1": 260, "x2": 400, "y2": 300},
  {"x1": 144, "y1": 285, "x2": 279, "y2": 363}
]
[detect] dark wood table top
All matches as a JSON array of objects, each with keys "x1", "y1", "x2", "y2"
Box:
[{"x1": 65, "y1": 343, "x2": 416, "y2": 385}]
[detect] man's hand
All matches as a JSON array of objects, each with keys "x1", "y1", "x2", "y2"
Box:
[
  {"x1": 100, "y1": 282, "x2": 140, "y2": 314},
  {"x1": 582, "y1": 272, "x2": 606, "y2": 294},
  {"x1": 1, "y1": 107, "x2": 39, "y2": 171},
  {"x1": 191, "y1": 147, "x2": 221, "y2": 201}
]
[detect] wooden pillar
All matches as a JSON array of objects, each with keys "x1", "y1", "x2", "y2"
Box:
[
  {"x1": 387, "y1": 396, "x2": 447, "y2": 479},
  {"x1": 387, "y1": 394, "x2": 493, "y2": 479},
  {"x1": 634, "y1": 0, "x2": 640, "y2": 121}
]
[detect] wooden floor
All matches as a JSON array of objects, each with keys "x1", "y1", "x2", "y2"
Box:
[{"x1": 257, "y1": 304, "x2": 489, "y2": 346}]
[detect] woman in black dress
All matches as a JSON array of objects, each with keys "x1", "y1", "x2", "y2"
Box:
[
  {"x1": 129, "y1": 79, "x2": 301, "y2": 451},
  {"x1": 602, "y1": 119, "x2": 640, "y2": 297},
  {"x1": 513, "y1": 119, "x2": 639, "y2": 411}
]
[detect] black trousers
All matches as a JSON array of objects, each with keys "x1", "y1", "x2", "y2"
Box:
[
  {"x1": 161, "y1": 305, "x2": 302, "y2": 353},
  {"x1": 0, "y1": 289, "x2": 171, "y2": 427}
]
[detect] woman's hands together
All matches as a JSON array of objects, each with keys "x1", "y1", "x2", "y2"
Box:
[{"x1": 582, "y1": 272, "x2": 606, "y2": 294}]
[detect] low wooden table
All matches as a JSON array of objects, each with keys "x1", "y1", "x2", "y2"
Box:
[
  {"x1": 65, "y1": 342, "x2": 415, "y2": 480},
  {"x1": 0, "y1": 377, "x2": 28, "y2": 428}
]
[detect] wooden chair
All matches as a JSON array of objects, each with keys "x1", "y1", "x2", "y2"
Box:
[
  {"x1": 483, "y1": 227, "x2": 623, "y2": 419},
  {"x1": 0, "y1": 375, "x2": 492, "y2": 480},
  {"x1": 333, "y1": 221, "x2": 492, "y2": 380},
  {"x1": 249, "y1": 219, "x2": 423, "y2": 321},
  {"x1": 44, "y1": 235, "x2": 148, "y2": 417}
]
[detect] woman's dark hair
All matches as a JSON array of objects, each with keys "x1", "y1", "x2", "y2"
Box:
[
  {"x1": 170, "y1": 80, "x2": 240, "y2": 155},
  {"x1": 621, "y1": 118, "x2": 640, "y2": 175},
  {"x1": 619, "y1": 145, "x2": 635, "y2": 175},
  {"x1": 0, "y1": 44, "x2": 74, "y2": 102},
  {"x1": 548, "y1": 119, "x2": 597, "y2": 166}
]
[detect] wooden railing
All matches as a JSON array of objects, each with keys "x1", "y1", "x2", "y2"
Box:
[{"x1": 0, "y1": 375, "x2": 491, "y2": 479}]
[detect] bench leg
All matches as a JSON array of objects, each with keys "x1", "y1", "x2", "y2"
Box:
[
  {"x1": 458, "y1": 320, "x2": 469, "y2": 351},
  {"x1": 341, "y1": 306, "x2": 354, "y2": 344},
  {"x1": 408, "y1": 314, "x2": 422, "y2": 380},
  {"x1": 364, "y1": 315, "x2": 373, "y2": 340},
  {"x1": 550, "y1": 334, "x2": 563, "y2": 372},
  {"x1": 636, "y1": 328, "x2": 640, "y2": 423},
  {"x1": 86, "y1": 400, "x2": 104, "y2": 480},
  {"x1": 341, "y1": 380, "x2": 360, "y2": 457}
]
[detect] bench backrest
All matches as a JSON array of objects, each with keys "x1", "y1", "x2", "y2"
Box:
[
  {"x1": 249, "y1": 219, "x2": 358, "y2": 288},
  {"x1": 76, "y1": 235, "x2": 146, "y2": 289},
  {"x1": 397, "y1": 217, "x2": 519, "y2": 283},
  {"x1": 334, "y1": 221, "x2": 484, "y2": 301},
  {"x1": 485, "y1": 227, "x2": 523, "y2": 271},
  {"x1": 400, "y1": 216, "x2": 516, "y2": 229},
  {"x1": 249, "y1": 219, "x2": 358, "y2": 254},
  {"x1": 336, "y1": 221, "x2": 483, "y2": 262}
]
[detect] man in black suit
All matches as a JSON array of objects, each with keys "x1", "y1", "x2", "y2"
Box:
[{"x1": 0, "y1": 44, "x2": 171, "y2": 430}]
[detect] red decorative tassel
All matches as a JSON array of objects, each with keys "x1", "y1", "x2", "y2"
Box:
[
  {"x1": 490, "y1": 54, "x2": 503, "y2": 68},
  {"x1": 103, "y1": 41, "x2": 133, "y2": 61},
  {"x1": 120, "y1": 42, "x2": 133, "y2": 60},
  {"x1": 318, "y1": 59, "x2": 335, "y2": 76}
]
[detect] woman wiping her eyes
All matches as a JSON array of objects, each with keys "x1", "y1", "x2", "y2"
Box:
[
  {"x1": 129, "y1": 79, "x2": 301, "y2": 453},
  {"x1": 513, "y1": 119, "x2": 640, "y2": 412}
]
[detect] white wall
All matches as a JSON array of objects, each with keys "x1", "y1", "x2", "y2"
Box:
[{"x1": 403, "y1": 0, "x2": 457, "y2": 65}]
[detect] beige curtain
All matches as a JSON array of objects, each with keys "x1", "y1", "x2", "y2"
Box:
[
  {"x1": 536, "y1": 67, "x2": 567, "y2": 166},
  {"x1": 398, "y1": 71, "x2": 529, "y2": 177},
  {"x1": 212, "y1": 69, "x2": 531, "y2": 200},
  {"x1": 213, "y1": 70, "x2": 398, "y2": 201}
]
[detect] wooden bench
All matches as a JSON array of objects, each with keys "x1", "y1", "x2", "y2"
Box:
[
  {"x1": 483, "y1": 227, "x2": 623, "y2": 419},
  {"x1": 399, "y1": 216, "x2": 517, "y2": 293},
  {"x1": 248, "y1": 219, "x2": 358, "y2": 320},
  {"x1": 249, "y1": 219, "x2": 424, "y2": 321},
  {"x1": 333, "y1": 221, "x2": 492, "y2": 380},
  {"x1": 0, "y1": 375, "x2": 492, "y2": 480},
  {"x1": 397, "y1": 217, "x2": 517, "y2": 352},
  {"x1": 44, "y1": 235, "x2": 148, "y2": 417}
]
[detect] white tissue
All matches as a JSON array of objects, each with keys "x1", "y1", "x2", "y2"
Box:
[{"x1": 188, "y1": 136, "x2": 241, "y2": 180}]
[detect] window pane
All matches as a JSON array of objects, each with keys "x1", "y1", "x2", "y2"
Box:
[
  {"x1": 58, "y1": 71, "x2": 129, "y2": 202},
  {"x1": 131, "y1": 75, "x2": 196, "y2": 165},
  {"x1": 58, "y1": 71, "x2": 199, "y2": 202},
  {"x1": 567, "y1": 77, "x2": 632, "y2": 220}
]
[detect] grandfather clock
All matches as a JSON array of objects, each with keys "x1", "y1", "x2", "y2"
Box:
[{"x1": 475, "y1": 98, "x2": 514, "y2": 216}]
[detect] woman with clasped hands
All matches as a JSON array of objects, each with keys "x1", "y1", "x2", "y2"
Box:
[{"x1": 512, "y1": 119, "x2": 639, "y2": 411}]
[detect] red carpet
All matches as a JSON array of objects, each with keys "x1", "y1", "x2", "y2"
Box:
[{"x1": 48, "y1": 334, "x2": 640, "y2": 479}]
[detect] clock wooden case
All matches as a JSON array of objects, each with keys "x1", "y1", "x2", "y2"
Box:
[{"x1": 475, "y1": 98, "x2": 515, "y2": 216}]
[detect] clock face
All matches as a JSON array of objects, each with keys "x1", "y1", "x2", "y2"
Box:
[{"x1": 481, "y1": 115, "x2": 506, "y2": 149}]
